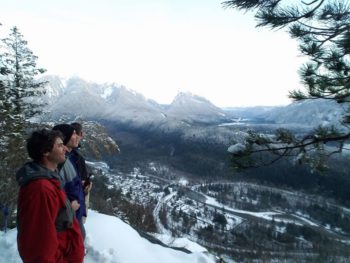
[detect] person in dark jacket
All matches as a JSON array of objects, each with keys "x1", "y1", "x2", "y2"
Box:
[
  {"x1": 53, "y1": 124, "x2": 86, "y2": 240},
  {"x1": 71, "y1": 122, "x2": 92, "y2": 224},
  {"x1": 16, "y1": 129, "x2": 84, "y2": 263}
]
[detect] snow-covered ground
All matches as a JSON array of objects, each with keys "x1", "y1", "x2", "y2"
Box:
[{"x1": 0, "y1": 210, "x2": 216, "y2": 263}]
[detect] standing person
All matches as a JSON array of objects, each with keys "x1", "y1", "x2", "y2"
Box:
[
  {"x1": 70, "y1": 122, "x2": 92, "y2": 224},
  {"x1": 52, "y1": 124, "x2": 86, "y2": 240},
  {"x1": 16, "y1": 129, "x2": 84, "y2": 263}
]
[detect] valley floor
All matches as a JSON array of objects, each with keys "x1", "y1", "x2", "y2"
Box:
[{"x1": 92, "y1": 161, "x2": 350, "y2": 263}]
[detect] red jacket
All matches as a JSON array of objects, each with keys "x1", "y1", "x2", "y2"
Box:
[{"x1": 16, "y1": 162, "x2": 84, "y2": 263}]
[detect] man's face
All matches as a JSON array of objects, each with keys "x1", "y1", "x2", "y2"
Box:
[
  {"x1": 65, "y1": 130, "x2": 79, "y2": 150},
  {"x1": 76, "y1": 130, "x2": 83, "y2": 144},
  {"x1": 46, "y1": 137, "x2": 66, "y2": 164}
]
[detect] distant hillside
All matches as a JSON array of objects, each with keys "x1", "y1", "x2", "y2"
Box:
[{"x1": 262, "y1": 99, "x2": 345, "y2": 127}]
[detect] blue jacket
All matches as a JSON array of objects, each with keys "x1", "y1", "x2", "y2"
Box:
[{"x1": 59, "y1": 153, "x2": 86, "y2": 221}]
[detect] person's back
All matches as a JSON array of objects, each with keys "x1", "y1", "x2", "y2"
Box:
[{"x1": 16, "y1": 129, "x2": 84, "y2": 263}]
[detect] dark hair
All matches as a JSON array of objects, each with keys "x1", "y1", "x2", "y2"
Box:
[
  {"x1": 52, "y1": 124, "x2": 75, "y2": 145},
  {"x1": 70, "y1": 122, "x2": 82, "y2": 134},
  {"x1": 27, "y1": 129, "x2": 63, "y2": 163}
]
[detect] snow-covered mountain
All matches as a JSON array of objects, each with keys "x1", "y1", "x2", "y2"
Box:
[
  {"x1": 224, "y1": 100, "x2": 346, "y2": 128},
  {"x1": 262, "y1": 99, "x2": 346, "y2": 127},
  {"x1": 101, "y1": 84, "x2": 166, "y2": 125},
  {"x1": 48, "y1": 77, "x2": 107, "y2": 119},
  {"x1": 40, "y1": 75, "x2": 66, "y2": 103},
  {"x1": 167, "y1": 92, "x2": 227, "y2": 123},
  {"x1": 0, "y1": 210, "x2": 216, "y2": 263},
  {"x1": 41, "y1": 76, "x2": 229, "y2": 125},
  {"x1": 41, "y1": 75, "x2": 347, "y2": 129}
]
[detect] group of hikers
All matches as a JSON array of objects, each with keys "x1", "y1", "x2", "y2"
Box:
[{"x1": 16, "y1": 123, "x2": 92, "y2": 263}]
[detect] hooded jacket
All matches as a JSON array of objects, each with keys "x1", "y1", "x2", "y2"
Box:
[{"x1": 16, "y1": 162, "x2": 84, "y2": 263}]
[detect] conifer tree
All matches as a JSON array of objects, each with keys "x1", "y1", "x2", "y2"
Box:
[
  {"x1": 0, "y1": 26, "x2": 47, "y2": 220},
  {"x1": 223, "y1": 0, "x2": 350, "y2": 170},
  {"x1": 1, "y1": 26, "x2": 46, "y2": 134}
]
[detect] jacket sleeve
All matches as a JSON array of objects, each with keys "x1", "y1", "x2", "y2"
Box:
[
  {"x1": 64, "y1": 176, "x2": 82, "y2": 202},
  {"x1": 17, "y1": 181, "x2": 65, "y2": 263},
  {"x1": 60, "y1": 159, "x2": 81, "y2": 203}
]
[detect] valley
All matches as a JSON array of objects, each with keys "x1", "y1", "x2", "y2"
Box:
[{"x1": 88, "y1": 160, "x2": 350, "y2": 263}]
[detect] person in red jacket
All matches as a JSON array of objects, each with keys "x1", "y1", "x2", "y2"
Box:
[{"x1": 16, "y1": 129, "x2": 84, "y2": 263}]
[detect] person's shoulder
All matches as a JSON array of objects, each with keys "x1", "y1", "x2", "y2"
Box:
[
  {"x1": 25, "y1": 178, "x2": 60, "y2": 192},
  {"x1": 20, "y1": 178, "x2": 66, "y2": 206}
]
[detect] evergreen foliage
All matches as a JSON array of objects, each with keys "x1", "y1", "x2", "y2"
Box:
[
  {"x1": 0, "y1": 25, "x2": 47, "y2": 225},
  {"x1": 223, "y1": 0, "x2": 350, "y2": 170},
  {"x1": 1, "y1": 26, "x2": 47, "y2": 134},
  {"x1": 213, "y1": 212, "x2": 228, "y2": 227}
]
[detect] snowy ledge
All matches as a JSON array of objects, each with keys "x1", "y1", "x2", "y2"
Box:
[{"x1": 0, "y1": 210, "x2": 216, "y2": 263}]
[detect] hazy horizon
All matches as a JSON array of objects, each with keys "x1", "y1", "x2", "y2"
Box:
[{"x1": 1, "y1": 0, "x2": 305, "y2": 107}]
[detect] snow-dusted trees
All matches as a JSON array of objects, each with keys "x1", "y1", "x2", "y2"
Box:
[
  {"x1": 0, "y1": 26, "x2": 47, "y2": 222},
  {"x1": 1, "y1": 26, "x2": 46, "y2": 134},
  {"x1": 224, "y1": 0, "x2": 350, "y2": 170}
]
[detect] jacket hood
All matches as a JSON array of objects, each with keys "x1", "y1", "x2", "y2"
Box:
[{"x1": 16, "y1": 162, "x2": 62, "y2": 187}]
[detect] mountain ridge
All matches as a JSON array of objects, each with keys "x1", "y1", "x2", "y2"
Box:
[
  {"x1": 41, "y1": 75, "x2": 345, "y2": 128},
  {"x1": 41, "y1": 75, "x2": 231, "y2": 125}
]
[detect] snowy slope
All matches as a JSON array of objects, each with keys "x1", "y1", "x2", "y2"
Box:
[
  {"x1": 39, "y1": 75, "x2": 67, "y2": 104},
  {"x1": 101, "y1": 85, "x2": 166, "y2": 124},
  {"x1": 0, "y1": 210, "x2": 215, "y2": 263},
  {"x1": 166, "y1": 92, "x2": 227, "y2": 123},
  {"x1": 263, "y1": 99, "x2": 345, "y2": 127}
]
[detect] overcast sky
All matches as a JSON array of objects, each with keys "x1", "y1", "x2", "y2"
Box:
[{"x1": 0, "y1": 0, "x2": 305, "y2": 107}]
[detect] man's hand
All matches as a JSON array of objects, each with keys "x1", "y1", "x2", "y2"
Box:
[{"x1": 82, "y1": 180, "x2": 92, "y2": 194}]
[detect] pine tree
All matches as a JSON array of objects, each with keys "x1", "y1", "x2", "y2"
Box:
[
  {"x1": 1, "y1": 26, "x2": 46, "y2": 134},
  {"x1": 0, "y1": 26, "x2": 47, "y2": 222},
  {"x1": 224, "y1": 0, "x2": 350, "y2": 170}
]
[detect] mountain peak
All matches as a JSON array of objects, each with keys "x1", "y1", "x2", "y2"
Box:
[
  {"x1": 172, "y1": 92, "x2": 212, "y2": 106},
  {"x1": 39, "y1": 75, "x2": 66, "y2": 102},
  {"x1": 168, "y1": 92, "x2": 227, "y2": 122}
]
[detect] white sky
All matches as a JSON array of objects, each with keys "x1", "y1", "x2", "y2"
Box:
[{"x1": 0, "y1": 0, "x2": 305, "y2": 107}]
